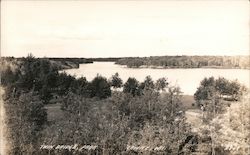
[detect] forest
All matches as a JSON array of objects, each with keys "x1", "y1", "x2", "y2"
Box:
[
  {"x1": 115, "y1": 56, "x2": 250, "y2": 69},
  {"x1": 0, "y1": 57, "x2": 93, "y2": 70},
  {"x1": 0, "y1": 55, "x2": 249, "y2": 155}
]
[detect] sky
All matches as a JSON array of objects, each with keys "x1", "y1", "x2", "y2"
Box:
[{"x1": 1, "y1": 0, "x2": 249, "y2": 58}]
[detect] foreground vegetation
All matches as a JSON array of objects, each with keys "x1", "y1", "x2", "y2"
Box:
[
  {"x1": 191, "y1": 77, "x2": 249, "y2": 154},
  {"x1": 0, "y1": 55, "x2": 249, "y2": 155}
]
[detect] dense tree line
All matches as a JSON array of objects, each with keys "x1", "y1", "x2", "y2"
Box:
[
  {"x1": 0, "y1": 56, "x2": 93, "y2": 71},
  {"x1": 87, "y1": 57, "x2": 121, "y2": 62},
  {"x1": 115, "y1": 56, "x2": 250, "y2": 69},
  {"x1": 48, "y1": 57, "x2": 93, "y2": 70}
]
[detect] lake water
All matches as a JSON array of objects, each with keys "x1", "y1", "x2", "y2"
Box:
[{"x1": 63, "y1": 62, "x2": 250, "y2": 95}]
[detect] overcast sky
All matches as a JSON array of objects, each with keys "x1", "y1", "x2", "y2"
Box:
[{"x1": 1, "y1": 0, "x2": 249, "y2": 58}]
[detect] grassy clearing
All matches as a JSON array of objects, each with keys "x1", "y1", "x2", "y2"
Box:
[
  {"x1": 45, "y1": 104, "x2": 64, "y2": 122},
  {"x1": 45, "y1": 94, "x2": 197, "y2": 123},
  {"x1": 181, "y1": 95, "x2": 197, "y2": 110}
]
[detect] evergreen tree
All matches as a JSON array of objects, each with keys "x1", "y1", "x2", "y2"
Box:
[
  {"x1": 109, "y1": 72, "x2": 123, "y2": 89},
  {"x1": 123, "y1": 77, "x2": 141, "y2": 96}
]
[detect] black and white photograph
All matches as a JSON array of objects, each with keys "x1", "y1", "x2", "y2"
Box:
[{"x1": 0, "y1": 0, "x2": 249, "y2": 154}]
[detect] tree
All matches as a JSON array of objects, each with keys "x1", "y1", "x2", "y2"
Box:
[
  {"x1": 195, "y1": 77, "x2": 247, "y2": 105},
  {"x1": 123, "y1": 77, "x2": 141, "y2": 96},
  {"x1": 194, "y1": 77, "x2": 226, "y2": 122},
  {"x1": 0, "y1": 65, "x2": 19, "y2": 86},
  {"x1": 227, "y1": 80, "x2": 242, "y2": 101},
  {"x1": 194, "y1": 77, "x2": 216, "y2": 103},
  {"x1": 56, "y1": 72, "x2": 76, "y2": 96},
  {"x1": 89, "y1": 75, "x2": 111, "y2": 99},
  {"x1": 14, "y1": 55, "x2": 61, "y2": 103},
  {"x1": 109, "y1": 72, "x2": 123, "y2": 89},
  {"x1": 18, "y1": 54, "x2": 37, "y2": 90},
  {"x1": 39, "y1": 85, "x2": 53, "y2": 104},
  {"x1": 155, "y1": 77, "x2": 168, "y2": 91},
  {"x1": 215, "y1": 77, "x2": 229, "y2": 97},
  {"x1": 163, "y1": 86, "x2": 183, "y2": 117},
  {"x1": 194, "y1": 77, "x2": 248, "y2": 123},
  {"x1": 70, "y1": 77, "x2": 88, "y2": 95},
  {"x1": 140, "y1": 75, "x2": 154, "y2": 90},
  {"x1": 215, "y1": 78, "x2": 246, "y2": 101}
]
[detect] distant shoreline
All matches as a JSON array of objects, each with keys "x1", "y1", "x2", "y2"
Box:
[
  {"x1": 1, "y1": 55, "x2": 249, "y2": 70},
  {"x1": 115, "y1": 55, "x2": 250, "y2": 70},
  {"x1": 114, "y1": 64, "x2": 250, "y2": 70},
  {"x1": 61, "y1": 61, "x2": 250, "y2": 70},
  {"x1": 70, "y1": 62, "x2": 249, "y2": 70}
]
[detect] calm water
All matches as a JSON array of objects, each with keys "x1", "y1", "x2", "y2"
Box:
[{"x1": 63, "y1": 62, "x2": 250, "y2": 95}]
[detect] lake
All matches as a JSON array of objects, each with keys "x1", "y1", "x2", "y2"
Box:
[{"x1": 63, "y1": 62, "x2": 250, "y2": 95}]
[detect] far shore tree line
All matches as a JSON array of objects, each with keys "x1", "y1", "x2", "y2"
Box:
[
  {"x1": 2, "y1": 55, "x2": 249, "y2": 70},
  {"x1": 115, "y1": 55, "x2": 250, "y2": 69},
  {"x1": 0, "y1": 55, "x2": 248, "y2": 155}
]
